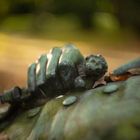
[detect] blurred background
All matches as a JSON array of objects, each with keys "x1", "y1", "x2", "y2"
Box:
[{"x1": 0, "y1": 0, "x2": 140, "y2": 92}]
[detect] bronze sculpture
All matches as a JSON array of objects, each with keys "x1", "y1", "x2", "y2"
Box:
[
  {"x1": 0, "y1": 44, "x2": 140, "y2": 140},
  {"x1": 0, "y1": 44, "x2": 108, "y2": 104}
]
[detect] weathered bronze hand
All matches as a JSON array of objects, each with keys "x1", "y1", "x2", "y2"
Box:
[{"x1": 0, "y1": 44, "x2": 108, "y2": 104}]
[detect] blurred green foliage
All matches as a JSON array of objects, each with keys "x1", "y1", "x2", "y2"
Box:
[
  {"x1": 0, "y1": 0, "x2": 140, "y2": 33},
  {"x1": 112, "y1": 0, "x2": 140, "y2": 33}
]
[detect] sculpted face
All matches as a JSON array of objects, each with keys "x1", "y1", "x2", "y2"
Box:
[{"x1": 85, "y1": 54, "x2": 108, "y2": 78}]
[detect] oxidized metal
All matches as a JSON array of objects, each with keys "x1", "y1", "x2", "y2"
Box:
[
  {"x1": 0, "y1": 45, "x2": 140, "y2": 140},
  {"x1": 63, "y1": 96, "x2": 77, "y2": 106},
  {"x1": 113, "y1": 57, "x2": 140, "y2": 75},
  {"x1": 27, "y1": 107, "x2": 41, "y2": 118},
  {"x1": 103, "y1": 84, "x2": 119, "y2": 94},
  {"x1": 0, "y1": 44, "x2": 108, "y2": 105}
]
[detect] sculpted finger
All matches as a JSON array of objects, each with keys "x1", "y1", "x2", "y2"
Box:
[
  {"x1": 28, "y1": 63, "x2": 37, "y2": 92},
  {"x1": 74, "y1": 76, "x2": 86, "y2": 89},
  {"x1": 113, "y1": 57, "x2": 140, "y2": 75},
  {"x1": 45, "y1": 47, "x2": 62, "y2": 95},
  {"x1": 36, "y1": 54, "x2": 48, "y2": 86},
  {"x1": 58, "y1": 44, "x2": 84, "y2": 89},
  {"x1": 46, "y1": 47, "x2": 62, "y2": 79}
]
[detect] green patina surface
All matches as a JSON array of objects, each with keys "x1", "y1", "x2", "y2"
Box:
[{"x1": 0, "y1": 76, "x2": 140, "y2": 140}]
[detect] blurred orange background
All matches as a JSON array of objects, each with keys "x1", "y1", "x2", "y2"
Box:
[{"x1": 0, "y1": 0, "x2": 140, "y2": 92}]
